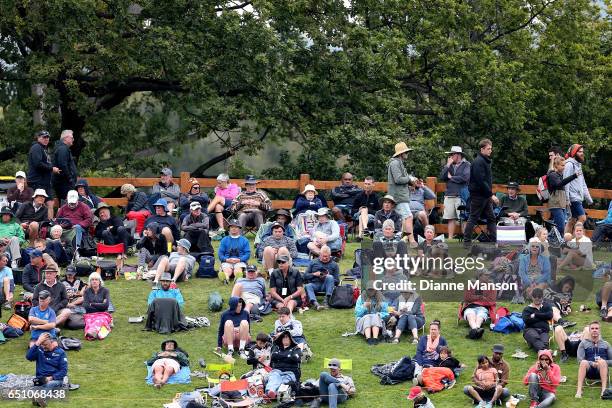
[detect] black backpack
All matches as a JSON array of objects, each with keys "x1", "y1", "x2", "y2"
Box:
[
  {"x1": 371, "y1": 356, "x2": 415, "y2": 385},
  {"x1": 328, "y1": 284, "x2": 355, "y2": 309}
]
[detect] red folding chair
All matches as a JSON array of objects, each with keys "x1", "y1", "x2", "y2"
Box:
[{"x1": 96, "y1": 243, "x2": 124, "y2": 280}]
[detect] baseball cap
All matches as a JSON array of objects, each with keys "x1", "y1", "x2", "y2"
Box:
[
  {"x1": 406, "y1": 386, "x2": 423, "y2": 400},
  {"x1": 246, "y1": 265, "x2": 258, "y2": 273},
  {"x1": 160, "y1": 167, "x2": 173, "y2": 176},
  {"x1": 190, "y1": 202, "x2": 202, "y2": 211},
  {"x1": 276, "y1": 255, "x2": 290, "y2": 263},
  {"x1": 66, "y1": 190, "x2": 79, "y2": 204},
  {"x1": 15, "y1": 171, "x2": 26, "y2": 179},
  {"x1": 65, "y1": 265, "x2": 77, "y2": 275},
  {"x1": 38, "y1": 290, "x2": 51, "y2": 300},
  {"x1": 492, "y1": 344, "x2": 505, "y2": 354},
  {"x1": 327, "y1": 358, "x2": 341, "y2": 369}
]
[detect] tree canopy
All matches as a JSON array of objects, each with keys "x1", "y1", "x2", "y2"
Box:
[{"x1": 0, "y1": 0, "x2": 609, "y2": 187}]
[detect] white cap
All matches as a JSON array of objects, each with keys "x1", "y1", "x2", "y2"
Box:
[
  {"x1": 67, "y1": 190, "x2": 79, "y2": 204},
  {"x1": 15, "y1": 171, "x2": 26, "y2": 179},
  {"x1": 190, "y1": 202, "x2": 202, "y2": 210},
  {"x1": 32, "y1": 189, "x2": 48, "y2": 198}
]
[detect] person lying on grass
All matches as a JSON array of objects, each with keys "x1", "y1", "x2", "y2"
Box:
[{"x1": 147, "y1": 339, "x2": 189, "y2": 389}]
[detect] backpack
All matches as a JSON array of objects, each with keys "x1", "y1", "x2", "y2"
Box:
[
  {"x1": 7, "y1": 313, "x2": 29, "y2": 331},
  {"x1": 14, "y1": 301, "x2": 32, "y2": 321},
  {"x1": 58, "y1": 336, "x2": 82, "y2": 351},
  {"x1": 208, "y1": 291, "x2": 224, "y2": 312},
  {"x1": 536, "y1": 174, "x2": 550, "y2": 203},
  {"x1": 328, "y1": 285, "x2": 355, "y2": 309},
  {"x1": 195, "y1": 254, "x2": 216, "y2": 278},
  {"x1": 75, "y1": 259, "x2": 95, "y2": 277},
  {"x1": 371, "y1": 356, "x2": 415, "y2": 385},
  {"x1": 96, "y1": 260, "x2": 117, "y2": 280},
  {"x1": 491, "y1": 312, "x2": 524, "y2": 334}
]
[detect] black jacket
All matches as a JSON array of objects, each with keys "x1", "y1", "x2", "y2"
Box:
[
  {"x1": 83, "y1": 287, "x2": 110, "y2": 313},
  {"x1": 27, "y1": 142, "x2": 53, "y2": 186},
  {"x1": 522, "y1": 304, "x2": 553, "y2": 332},
  {"x1": 126, "y1": 191, "x2": 149, "y2": 213},
  {"x1": 468, "y1": 153, "x2": 493, "y2": 198},
  {"x1": 16, "y1": 202, "x2": 48, "y2": 223},
  {"x1": 32, "y1": 281, "x2": 69, "y2": 313},
  {"x1": 52, "y1": 140, "x2": 78, "y2": 187},
  {"x1": 352, "y1": 191, "x2": 381, "y2": 214},
  {"x1": 95, "y1": 216, "x2": 124, "y2": 239},
  {"x1": 136, "y1": 235, "x2": 169, "y2": 257},
  {"x1": 270, "y1": 337, "x2": 302, "y2": 381},
  {"x1": 547, "y1": 170, "x2": 577, "y2": 192}
]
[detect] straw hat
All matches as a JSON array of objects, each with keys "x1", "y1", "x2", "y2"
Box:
[{"x1": 393, "y1": 142, "x2": 413, "y2": 157}]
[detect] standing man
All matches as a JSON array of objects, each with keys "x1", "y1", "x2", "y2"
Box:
[
  {"x1": 439, "y1": 146, "x2": 470, "y2": 240},
  {"x1": 575, "y1": 321, "x2": 611, "y2": 399},
  {"x1": 27, "y1": 130, "x2": 59, "y2": 220},
  {"x1": 52, "y1": 130, "x2": 78, "y2": 202},
  {"x1": 563, "y1": 144, "x2": 592, "y2": 234},
  {"x1": 387, "y1": 142, "x2": 417, "y2": 247},
  {"x1": 351, "y1": 176, "x2": 380, "y2": 240},
  {"x1": 330, "y1": 173, "x2": 363, "y2": 223},
  {"x1": 464, "y1": 139, "x2": 499, "y2": 245}
]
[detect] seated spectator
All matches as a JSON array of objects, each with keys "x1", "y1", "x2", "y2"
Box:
[
  {"x1": 310, "y1": 358, "x2": 356, "y2": 408},
  {"x1": 15, "y1": 188, "x2": 48, "y2": 245},
  {"x1": 261, "y1": 222, "x2": 298, "y2": 278},
  {"x1": 230, "y1": 175, "x2": 271, "y2": 230},
  {"x1": 83, "y1": 272, "x2": 110, "y2": 314},
  {"x1": 153, "y1": 239, "x2": 196, "y2": 285},
  {"x1": 464, "y1": 355, "x2": 504, "y2": 407},
  {"x1": 593, "y1": 201, "x2": 612, "y2": 245},
  {"x1": 489, "y1": 344, "x2": 511, "y2": 403},
  {"x1": 216, "y1": 296, "x2": 251, "y2": 359},
  {"x1": 254, "y1": 209, "x2": 296, "y2": 254},
  {"x1": 145, "y1": 273, "x2": 186, "y2": 334},
  {"x1": 406, "y1": 386, "x2": 435, "y2": 408},
  {"x1": 26, "y1": 332, "x2": 68, "y2": 390},
  {"x1": 147, "y1": 339, "x2": 189, "y2": 388},
  {"x1": 273, "y1": 307, "x2": 306, "y2": 348},
  {"x1": 207, "y1": 173, "x2": 240, "y2": 235},
  {"x1": 0, "y1": 205, "x2": 24, "y2": 268},
  {"x1": 354, "y1": 286, "x2": 389, "y2": 346},
  {"x1": 330, "y1": 173, "x2": 362, "y2": 223},
  {"x1": 152, "y1": 168, "x2": 180, "y2": 213},
  {"x1": 218, "y1": 220, "x2": 250, "y2": 283},
  {"x1": 28, "y1": 290, "x2": 57, "y2": 347},
  {"x1": 523, "y1": 350, "x2": 560, "y2": 408},
  {"x1": 461, "y1": 271, "x2": 497, "y2": 340},
  {"x1": 373, "y1": 219, "x2": 407, "y2": 259},
  {"x1": 417, "y1": 225, "x2": 443, "y2": 257},
  {"x1": 265, "y1": 330, "x2": 302, "y2": 401},
  {"x1": 180, "y1": 201, "x2": 213, "y2": 253},
  {"x1": 56, "y1": 190, "x2": 93, "y2": 249},
  {"x1": 22, "y1": 249, "x2": 57, "y2": 298},
  {"x1": 307, "y1": 208, "x2": 342, "y2": 256},
  {"x1": 544, "y1": 275, "x2": 575, "y2": 328},
  {"x1": 136, "y1": 222, "x2": 169, "y2": 276},
  {"x1": 246, "y1": 332, "x2": 272, "y2": 369},
  {"x1": 7, "y1": 170, "x2": 34, "y2": 210},
  {"x1": 45, "y1": 226, "x2": 71, "y2": 266},
  {"x1": 352, "y1": 176, "x2": 380, "y2": 240},
  {"x1": 32, "y1": 265, "x2": 71, "y2": 327},
  {"x1": 0, "y1": 253, "x2": 14, "y2": 309},
  {"x1": 294, "y1": 184, "x2": 324, "y2": 216},
  {"x1": 391, "y1": 289, "x2": 424, "y2": 344},
  {"x1": 62, "y1": 266, "x2": 86, "y2": 312},
  {"x1": 552, "y1": 325, "x2": 589, "y2": 364},
  {"x1": 519, "y1": 238, "x2": 552, "y2": 299},
  {"x1": 304, "y1": 246, "x2": 339, "y2": 310},
  {"x1": 147, "y1": 273, "x2": 184, "y2": 308},
  {"x1": 409, "y1": 178, "x2": 436, "y2": 228},
  {"x1": 373, "y1": 195, "x2": 403, "y2": 232},
  {"x1": 178, "y1": 178, "x2": 209, "y2": 221},
  {"x1": 121, "y1": 183, "x2": 151, "y2": 237},
  {"x1": 599, "y1": 279, "x2": 612, "y2": 322},
  {"x1": 498, "y1": 182, "x2": 529, "y2": 226},
  {"x1": 95, "y1": 202, "x2": 130, "y2": 257},
  {"x1": 522, "y1": 288, "x2": 553, "y2": 351},
  {"x1": 415, "y1": 321, "x2": 448, "y2": 368},
  {"x1": 75, "y1": 179, "x2": 102, "y2": 210},
  {"x1": 558, "y1": 222, "x2": 594, "y2": 270},
  {"x1": 231, "y1": 264, "x2": 266, "y2": 315},
  {"x1": 576, "y1": 321, "x2": 611, "y2": 399},
  {"x1": 269, "y1": 255, "x2": 303, "y2": 313},
  {"x1": 144, "y1": 198, "x2": 179, "y2": 246}
]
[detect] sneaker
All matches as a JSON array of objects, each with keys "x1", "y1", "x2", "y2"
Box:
[
  {"x1": 559, "y1": 319, "x2": 577, "y2": 329},
  {"x1": 367, "y1": 338, "x2": 375, "y2": 346},
  {"x1": 575, "y1": 392, "x2": 582, "y2": 399},
  {"x1": 10, "y1": 260, "x2": 18, "y2": 269},
  {"x1": 311, "y1": 301, "x2": 321, "y2": 310},
  {"x1": 2, "y1": 301, "x2": 11, "y2": 310},
  {"x1": 560, "y1": 352, "x2": 569, "y2": 364},
  {"x1": 391, "y1": 338, "x2": 400, "y2": 344},
  {"x1": 239, "y1": 349, "x2": 248, "y2": 360},
  {"x1": 600, "y1": 308, "x2": 608, "y2": 320},
  {"x1": 477, "y1": 401, "x2": 487, "y2": 408},
  {"x1": 412, "y1": 338, "x2": 419, "y2": 345},
  {"x1": 309, "y1": 398, "x2": 322, "y2": 408}
]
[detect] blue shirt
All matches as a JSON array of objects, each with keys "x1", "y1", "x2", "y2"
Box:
[
  {"x1": 29, "y1": 306, "x2": 56, "y2": 340},
  {"x1": 147, "y1": 288, "x2": 184, "y2": 308},
  {"x1": 0, "y1": 266, "x2": 13, "y2": 281}
]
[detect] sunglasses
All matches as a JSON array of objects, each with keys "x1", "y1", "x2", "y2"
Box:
[{"x1": 276, "y1": 260, "x2": 287, "y2": 264}]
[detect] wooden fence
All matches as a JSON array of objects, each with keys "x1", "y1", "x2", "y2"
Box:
[{"x1": 84, "y1": 172, "x2": 610, "y2": 235}]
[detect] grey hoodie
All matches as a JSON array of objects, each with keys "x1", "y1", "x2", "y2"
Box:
[{"x1": 563, "y1": 158, "x2": 592, "y2": 204}]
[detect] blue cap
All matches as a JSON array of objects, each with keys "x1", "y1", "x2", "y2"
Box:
[
  {"x1": 153, "y1": 198, "x2": 168, "y2": 211},
  {"x1": 244, "y1": 175, "x2": 258, "y2": 184},
  {"x1": 31, "y1": 249, "x2": 43, "y2": 258},
  {"x1": 177, "y1": 238, "x2": 191, "y2": 251}
]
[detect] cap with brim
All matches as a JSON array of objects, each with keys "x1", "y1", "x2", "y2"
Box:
[
  {"x1": 38, "y1": 290, "x2": 51, "y2": 300},
  {"x1": 227, "y1": 219, "x2": 241, "y2": 228},
  {"x1": 160, "y1": 168, "x2": 173, "y2": 177},
  {"x1": 270, "y1": 222, "x2": 285, "y2": 231},
  {"x1": 36, "y1": 130, "x2": 50, "y2": 138},
  {"x1": 316, "y1": 208, "x2": 330, "y2": 217},
  {"x1": 274, "y1": 209, "x2": 292, "y2": 220},
  {"x1": 177, "y1": 238, "x2": 191, "y2": 251},
  {"x1": 244, "y1": 175, "x2": 258, "y2": 184},
  {"x1": 393, "y1": 141, "x2": 413, "y2": 157},
  {"x1": 406, "y1": 386, "x2": 423, "y2": 400},
  {"x1": 327, "y1": 358, "x2": 341, "y2": 369},
  {"x1": 30, "y1": 249, "x2": 43, "y2": 258},
  {"x1": 276, "y1": 255, "x2": 290, "y2": 263},
  {"x1": 301, "y1": 184, "x2": 317, "y2": 194},
  {"x1": 15, "y1": 171, "x2": 26, "y2": 179},
  {"x1": 75, "y1": 180, "x2": 87, "y2": 188},
  {"x1": 246, "y1": 265, "x2": 258, "y2": 273},
  {"x1": 94, "y1": 202, "x2": 111, "y2": 216},
  {"x1": 44, "y1": 266, "x2": 59, "y2": 273},
  {"x1": 32, "y1": 189, "x2": 49, "y2": 198},
  {"x1": 492, "y1": 344, "x2": 505, "y2": 354},
  {"x1": 65, "y1": 265, "x2": 77, "y2": 275},
  {"x1": 66, "y1": 190, "x2": 78, "y2": 204},
  {"x1": 379, "y1": 194, "x2": 396, "y2": 205},
  {"x1": 190, "y1": 202, "x2": 202, "y2": 210},
  {"x1": 506, "y1": 182, "x2": 520, "y2": 190},
  {"x1": 0, "y1": 206, "x2": 13, "y2": 216},
  {"x1": 160, "y1": 272, "x2": 172, "y2": 281},
  {"x1": 161, "y1": 339, "x2": 178, "y2": 351},
  {"x1": 444, "y1": 145, "x2": 466, "y2": 156}
]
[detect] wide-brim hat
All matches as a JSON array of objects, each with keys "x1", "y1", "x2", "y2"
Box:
[
  {"x1": 379, "y1": 194, "x2": 396, "y2": 205},
  {"x1": 316, "y1": 208, "x2": 330, "y2": 218},
  {"x1": 270, "y1": 221, "x2": 285, "y2": 231},
  {"x1": 444, "y1": 145, "x2": 466, "y2": 156},
  {"x1": 32, "y1": 189, "x2": 49, "y2": 198},
  {"x1": 94, "y1": 202, "x2": 111, "y2": 216},
  {"x1": 393, "y1": 142, "x2": 413, "y2": 157},
  {"x1": 274, "y1": 209, "x2": 292, "y2": 221},
  {"x1": 244, "y1": 175, "x2": 258, "y2": 184},
  {"x1": 160, "y1": 272, "x2": 172, "y2": 281},
  {"x1": 177, "y1": 238, "x2": 191, "y2": 251},
  {"x1": 161, "y1": 339, "x2": 178, "y2": 351},
  {"x1": 301, "y1": 184, "x2": 317, "y2": 194},
  {"x1": 505, "y1": 181, "x2": 520, "y2": 190}
]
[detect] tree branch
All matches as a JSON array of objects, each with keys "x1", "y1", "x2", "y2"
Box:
[
  {"x1": 486, "y1": 0, "x2": 556, "y2": 44},
  {"x1": 214, "y1": 1, "x2": 252, "y2": 12}
]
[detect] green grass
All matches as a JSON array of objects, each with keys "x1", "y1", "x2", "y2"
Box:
[{"x1": 2, "y1": 240, "x2": 610, "y2": 407}]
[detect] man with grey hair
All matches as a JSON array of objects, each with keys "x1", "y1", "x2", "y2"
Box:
[
  {"x1": 152, "y1": 168, "x2": 181, "y2": 213},
  {"x1": 52, "y1": 129, "x2": 78, "y2": 201}
]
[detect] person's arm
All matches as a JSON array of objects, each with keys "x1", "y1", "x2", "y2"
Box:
[
  {"x1": 499, "y1": 364, "x2": 510, "y2": 387},
  {"x1": 547, "y1": 364, "x2": 561, "y2": 386},
  {"x1": 331, "y1": 262, "x2": 340, "y2": 285},
  {"x1": 326, "y1": 221, "x2": 340, "y2": 243},
  {"x1": 57, "y1": 286, "x2": 69, "y2": 310},
  {"x1": 22, "y1": 269, "x2": 35, "y2": 293},
  {"x1": 289, "y1": 272, "x2": 303, "y2": 300},
  {"x1": 303, "y1": 261, "x2": 316, "y2": 282},
  {"x1": 25, "y1": 344, "x2": 40, "y2": 361},
  {"x1": 422, "y1": 186, "x2": 436, "y2": 200},
  {"x1": 517, "y1": 256, "x2": 531, "y2": 287},
  {"x1": 389, "y1": 160, "x2": 412, "y2": 185},
  {"x1": 523, "y1": 366, "x2": 537, "y2": 385},
  {"x1": 258, "y1": 191, "x2": 272, "y2": 212},
  {"x1": 537, "y1": 257, "x2": 551, "y2": 284},
  {"x1": 354, "y1": 297, "x2": 367, "y2": 318},
  {"x1": 163, "y1": 184, "x2": 180, "y2": 200},
  {"x1": 181, "y1": 216, "x2": 194, "y2": 232},
  {"x1": 451, "y1": 162, "x2": 471, "y2": 184},
  {"x1": 53, "y1": 146, "x2": 71, "y2": 176},
  {"x1": 174, "y1": 350, "x2": 190, "y2": 367},
  {"x1": 290, "y1": 319, "x2": 303, "y2": 337},
  {"x1": 76, "y1": 205, "x2": 93, "y2": 229},
  {"x1": 286, "y1": 238, "x2": 298, "y2": 259},
  {"x1": 147, "y1": 290, "x2": 156, "y2": 305},
  {"x1": 52, "y1": 351, "x2": 68, "y2": 380},
  {"x1": 132, "y1": 192, "x2": 148, "y2": 211},
  {"x1": 86, "y1": 288, "x2": 109, "y2": 312},
  {"x1": 606, "y1": 341, "x2": 612, "y2": 366},
  {"x1": 518, "y1": 197, "x2": 529, "y2": 218},
  {"x1": 576, "y1": 341, "x2": 586, "y2": 363},
  {"x1": 439, "y1": 165, "x2": 451, "y2": 181},
  {"x1": 33, "y1": 146, "x2": 52, "y2": 172},
  {"x1": 534, "y1": 304, "x2": 553, "y2": 320},
  {"x1": 414, "y1": 337, "x2": 425, "y2": 365},
  {"x1": 521, "y1": 307, "x2": 536, "y2": 326},
  {"x1": 378, "y1": 302, "x2": 389, "y2": 319},
  {"x1": 331, "y1": 186, "x2": 349, "y2": 201},
  {"x1": 218, "y1": 238, "x2": 229, "y2": 262}
]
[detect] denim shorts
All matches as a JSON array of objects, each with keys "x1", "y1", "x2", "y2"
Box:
[
  {"x1": 569, "y1": 201, "x2": 585, "y2": 218},
  {"x1": 463, "y1": 306, "x2": 489, "y2": 321}
]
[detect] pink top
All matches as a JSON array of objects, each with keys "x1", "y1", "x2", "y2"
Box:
[{"x1": 215, "y1": 183, "x2": 240, "y2": 200}]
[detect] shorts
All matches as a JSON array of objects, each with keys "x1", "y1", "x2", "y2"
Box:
[
  {"x1": 151, "y1": 358, "x2": 181, "y2": 374},
  {"x1": 586, "y1": 365, "x2": 602, "y2": 380},
  {"x1": 569, "y1": 201, "x2": 585, "y2": 218},
  {"x1": 168, "y1": 260, "x2": 193, "y2": 280},
  {"x1": 463, "y1": 306, "x2": 489, "y2": 321},
  {"x1": 222, "y1": 327, "x2": 251, "y2": 349},
  {"x1": 223, "y1": 199, "x2": 233, "y2": 210},
  {"x1": 271, "y1": 297, "x2": 302, "y2": 309},
  {"x1": 443, "y1": 196, "x2": 462, "y2": 220},
  {"x1": 395, "y1": 203, "x2": 413, "y2": 220},
  {"x1": 242, "y1": 292, "x2": 261, "y2": 306},
  {"x1": 564, "y1": 339, "x2": 580, "y2": 357},
  {"x1": 221, "y1": 262, "x2": 247, "y2": 272}
]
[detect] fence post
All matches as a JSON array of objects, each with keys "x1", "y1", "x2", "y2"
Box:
[
  {"x1": 425, "y1": 176, "x2": 437, "y2": 210},
  {"x1": 180, "y1": 172, "x2": 191, "y2": 192},
  {"x1": 298, "y1": 173, "x2": 311, "y2": 194}
]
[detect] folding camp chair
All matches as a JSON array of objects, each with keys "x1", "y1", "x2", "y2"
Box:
[
  {"x1": 330, "y1": 223, "x2": 348, "y2": 260},
  {"x1": 496, "y1": 225, "x2": 527, "y2": 246},
  {"x1": 96, "y1": 243, "x2": 124, "y2": 279},
  {"x1": 208, "y1": 378, "x2": 260, "y2": 407}
]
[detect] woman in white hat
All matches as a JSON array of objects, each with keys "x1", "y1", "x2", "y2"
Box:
[
  {"x1": 387, "y1": 142, "x2": 418, "y2": 247},
  {"x1": 294, "y1": 184, "x2": 324, "y2": 216},
  {"x1": 7, "y1": 171, "x2": 34, "y2": 209},
  {"x1": 307, "y1": 208, "x2": 342, "y2": 256}
]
